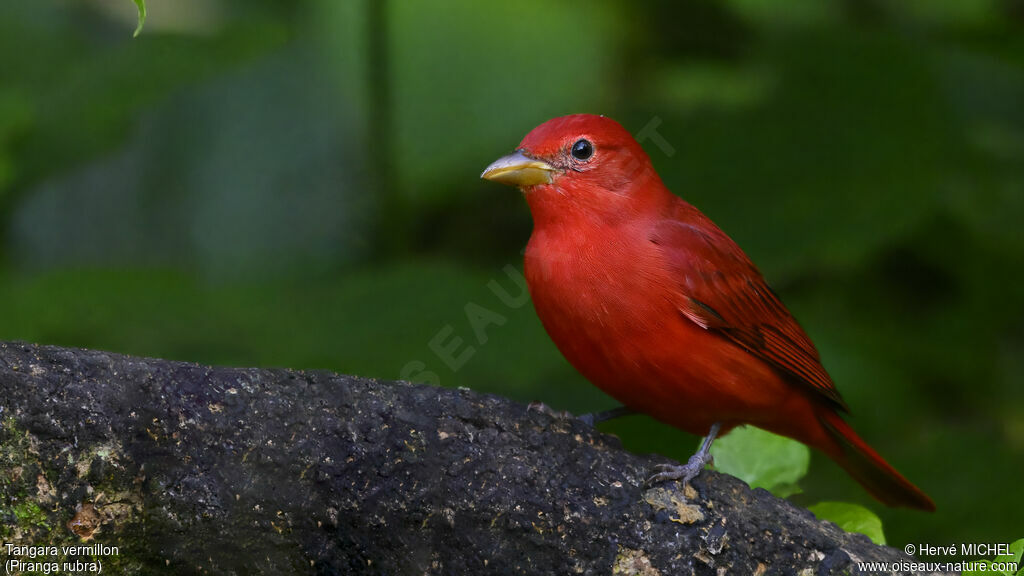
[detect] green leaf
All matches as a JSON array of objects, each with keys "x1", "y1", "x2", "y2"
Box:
[
  {"x1": 809, "y1": 501, "x2": 886, "y2": 546},
  {"x1": 710, "y1": 426, "x2": 809, "y2": 496},
  {"x1": 1010, "y1": 538, "x2": 1024, "y2": 564},
  {"x1": 132, "y1": 0, "x2": 146, "y2": 37},
  {"x1": 962, "y1": 538, "x2": 1024, "y2": 575}
]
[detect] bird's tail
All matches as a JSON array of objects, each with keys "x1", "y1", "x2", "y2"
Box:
[{"x1": 818, "y1": 411, "x2": 935, "y2": 511}]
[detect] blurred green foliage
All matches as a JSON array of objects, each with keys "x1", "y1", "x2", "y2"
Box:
[
  {"x1": 132, "y1": 0, "x2": 145, "y2": 37},
  {"x1": 1, "y1": 0, "x2": 1022, "y2": 550}
]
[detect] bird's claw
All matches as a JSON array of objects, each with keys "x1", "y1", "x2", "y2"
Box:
[
  {"x1": 645, "y1": 452, "x2": 713, "y2": 487},
  {"x1": 577, "y1": 405, "x2": 635, "y2": 427},
  {"x1": 526, "y1": 401, "x2": 573, "y2": 420},
  {"x1": 529, "y1": 402, "x2": 632, "y2": 426}
]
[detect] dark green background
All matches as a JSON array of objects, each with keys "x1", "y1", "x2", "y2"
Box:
[{"x1": 1, "y1": 0, "x2": 1021, "y2": 549}]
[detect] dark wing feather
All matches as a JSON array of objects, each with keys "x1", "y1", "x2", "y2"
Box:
[{"x1": 652, "y1": 217, "x2": 848, "y2": 412}]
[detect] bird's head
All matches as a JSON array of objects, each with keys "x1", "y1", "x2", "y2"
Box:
[{"x1": 481, "y1": 114, "x2": 667, "y2": 225}]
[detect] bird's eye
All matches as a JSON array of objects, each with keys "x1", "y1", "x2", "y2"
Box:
[{"x1": 570, "y1": 139, "x2": 594, "y2": 161}]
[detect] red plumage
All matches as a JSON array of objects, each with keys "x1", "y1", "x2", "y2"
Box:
[{"x1": 484, "y1": 114, "x2": 934, "y2": 511}]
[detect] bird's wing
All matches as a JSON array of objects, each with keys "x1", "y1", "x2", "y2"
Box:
[{"x1": 651, "y1": 217, "x2": 848, "y2": 412}]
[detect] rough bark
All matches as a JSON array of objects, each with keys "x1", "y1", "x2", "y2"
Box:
[{"x1": 0, "y1": 341, "x2": 938, "y2": 575}]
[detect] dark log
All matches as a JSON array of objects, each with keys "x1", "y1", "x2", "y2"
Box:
[{"x1": 0, "y1": 342, "x2": 940, "y2": 575}]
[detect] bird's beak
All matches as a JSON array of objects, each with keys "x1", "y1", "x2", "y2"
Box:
[{"x1": 481, "y1": 150, "x2": 555, "y2": 187}]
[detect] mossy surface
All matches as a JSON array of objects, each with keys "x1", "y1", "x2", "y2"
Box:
[{"x1": 1, "y1": 402, "x2": 144, "y2": 572}]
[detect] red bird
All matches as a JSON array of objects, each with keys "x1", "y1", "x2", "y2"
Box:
[{"x1": 481, "y1": 114, "x2": 934, "y2": 511}]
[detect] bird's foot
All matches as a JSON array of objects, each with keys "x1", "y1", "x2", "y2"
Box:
[
  {"x1": 577, "y1": 405, "x2": 635, "y2": 427},
  {"x1": 529, "y1": 402, "x2": 636, "y2": 425},
  {"x1": 526, "y1": 401, "x2": 573, "y2": 420},
  {"x1": 646, "y1": 422, "x2": 722, "y2": 488},
  {"x1": 646, "y1": 451, "x2": 714, "y2": 487}
]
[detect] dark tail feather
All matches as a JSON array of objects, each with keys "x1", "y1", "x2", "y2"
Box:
[{"x1": 819, "y1": 411, "x2": 935, "y2": 511}]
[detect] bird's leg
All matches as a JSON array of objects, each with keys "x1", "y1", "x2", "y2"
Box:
[
  {"x1": 578, "y1": 405, "x2": 636, "y2": 427},
  {"x1": 646, "y1": 422, "x2": 722, "y2": 487}
]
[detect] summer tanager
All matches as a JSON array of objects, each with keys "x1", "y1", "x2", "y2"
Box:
[{"x1": 481, "y1": 114, "x2": 934, "y2": 511}]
